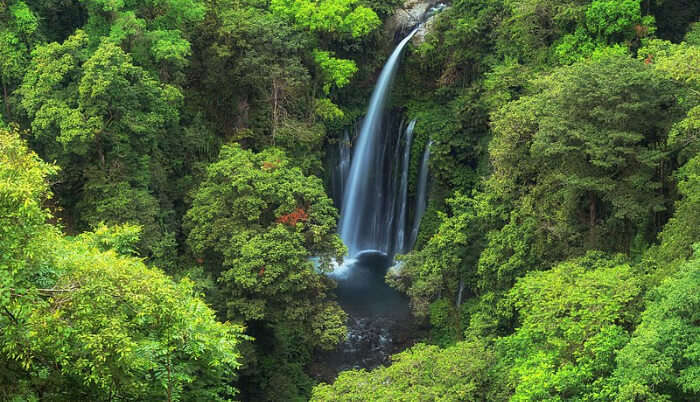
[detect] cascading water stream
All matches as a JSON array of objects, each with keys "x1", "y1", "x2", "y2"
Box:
[
  {"x1": 339, "y1": 28, "x2": 419, "y2": 257},
  {"x1": 395, "y1": 119, "x2": 416, "y2": 253},
  {"x1": 409, "y1": 140, "x2": 432, "y2": 248}
]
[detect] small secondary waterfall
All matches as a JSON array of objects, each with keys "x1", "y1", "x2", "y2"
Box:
[
  {"x1": 339, "y1": 28, "x2": 418, "y2": 257},
  {"x1": 395, "y1": 119, "x2": 416, "y2": 253},
  {"x1": 409, "y1": 141, "x2": 432, "y2": 248}
]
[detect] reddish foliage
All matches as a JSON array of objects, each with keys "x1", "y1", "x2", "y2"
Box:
[
  {"x1": 276, "y1": 207, "x2": 309, "y2": 226},
  {"x1": 262, "y1": 159, "x2": 281, "y2": 170},
  {"x1": 634, "y1": 24, "x2": 649, "y2": 37}
]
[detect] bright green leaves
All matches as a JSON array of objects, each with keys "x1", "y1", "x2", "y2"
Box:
[
  {"x1": 0, "y1": 128, "x2": 58, "y2": 313},
  {"x1": 13, "y1": 236, "x2": 246, "y2": 401},
  {"x1": 555, "y1": 0, "x2": 655, "y2": 64},
  {"x1": 19, "y1": 31, "x2": 93, "y2": 149},
  {"x1": 78, "y1": 222, "x2": 142, "y2": 256},
  {"x1": 19, "y1": 31, "x2": 181, "y2": 258},
  {"x1": 612, "y1": 249, "x2": 700, "y2": 401},
  {"x1": 313, "y1": 49, "x2": 358, "y2": 93},
  {"x1": 312, "y1": 339, "x2": 498, "y2": 401},
  {"x1": 314, "y1": 97, "x2": 345, "y2": 121},
  {"x1": 186, "y1": 144, "x2": 341, "y2": 261},
  {"x1": 20, "y1": 30, "x2": 177, "y2": 157},
  {"x1": 0, "y1": 1, "x2": 41, "y2": 120},
  {"x1": 271, "y1": 0, "x2": 380, "y2": 39},
  {"x1": 501, "y1": 253, "x2": 643, "y2": 400},
  {"x1": 0, "y1": 127, "x2": 245, "y2": 401},
  {"x1": 344, "y1": 4, "x2": 381, "y2": 38},
  {"x1": 584, "y1": 0, "x2": 653, "y2": 40},
  {"x1": 8, "y1": 1, "x2": 38, "y2": 36},
  {"x1": 270, "y1": 0, "x2": 378, "y2": 102},
  {"x1": 148, "y1": 29, "x2": 192, "y2": 65},
  {"x1": 80, "y1": 0, "x2": 205, "y2": 81}
]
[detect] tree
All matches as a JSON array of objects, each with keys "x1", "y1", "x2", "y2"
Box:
[
  {"x1": 185, "y1": 144, "x2": 345, "y2": 343},
  {"x1": 388, "y1": 193, "x2": 484, "y2": 342},
  {"x1": 185, "y1": 143, "x2": 346, "y2": 399},
  {"x1": 270, "y1": 0, "x2": 380, "y2": 40},
  {"x1": 487, "y1": 53, "x2": 681, "y2": 263},
  {"x1": 19, "y1": 31, "x2": 181, "y2": 257},
  {"x1": 554, "y1": 0, "x2": 655, "y2": 64},
  {"x1": 0, "y1": 126, "x2": 58, "y2": 315},
  {"x1": 497, "y1": 0, "x2": 588, "y2": 64},
  {"x1": 638, "y1": 39, "x2": 700, "y2": 263},
  {"x1": 499, "y1": 252, "x2": 643, "y2": 400},
  {"x1": 0, "y1": 127, "x2": 245, "y2": 401},
  {"x1": 80, "y1": 0, "x2": 206, "y2": 83},
  {"x1": 311, "y1": 339, "x2": 499, "y2": 401}
]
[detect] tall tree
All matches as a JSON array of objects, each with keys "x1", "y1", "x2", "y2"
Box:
[
  {"x1": 184, "y1": 143, "x2": 346, "y2": 399},
  {"x1": 19, "y1": 31, "x2": 181, "y2": 257},
  {"x1": 487, "y1": 53, "x2": 681, "y2": 265}
]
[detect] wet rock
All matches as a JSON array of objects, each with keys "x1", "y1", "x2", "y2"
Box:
[
  {"x1": 385, "y1": 1, "x2": 448, "y2": 45},
  {"x1": 385, "y1": 0, "x2": 436, "y2": 35}
]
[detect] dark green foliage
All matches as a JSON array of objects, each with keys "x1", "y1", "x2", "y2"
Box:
[
  {"x1": 19, "y1": 31, "x2": 181, "y2": 258},
  {"x1": 185, "y1": 143, "x2": 346, "y2": 399},
  {"x1": 361, "y1": 1, "x2": 699, "y2": 399},
  {"x1": 488, "y1": 53, "x2": 680, "y2": 261},
  {"x1": 1, "y1": 0, "x2": 699, "y2": 398}
]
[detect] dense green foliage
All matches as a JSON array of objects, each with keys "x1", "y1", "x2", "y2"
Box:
[
  {"x1": 1, "y1": 0, "x2": 698, "y2": 400},
  {"x1": 315, "y1": 0, "x2": 700, "y2": 400},
  {"x1": 1, "y1": 128, "x2": 244, "y2": 401}
]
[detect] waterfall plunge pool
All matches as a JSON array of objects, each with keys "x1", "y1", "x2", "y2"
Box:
[{"x1": 310, "y1": 254, "x2": 426, "y2": 382}]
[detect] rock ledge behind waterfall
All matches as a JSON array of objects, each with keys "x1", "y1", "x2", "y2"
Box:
[{"x1": 385, "y1": 0, "x2": 445, "y2": 45}]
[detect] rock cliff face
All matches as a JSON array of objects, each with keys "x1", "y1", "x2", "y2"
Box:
[
  {"x1": 412, "y1": 13, "x2": 438, "y2": 44},
  {"x1": 385, "y1": 1, "x2": 447, "y2": 45}
]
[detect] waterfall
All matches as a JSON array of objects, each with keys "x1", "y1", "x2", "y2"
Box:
[
  {"x1": 409, "y1": 140, "x2": 432, "y2": 248},
  {"x1": 339, "y1": 28, "x2": 418, "y2": 257},
  {"x1": 395, "y1": 119, "x2": 416, "y2": 253}
]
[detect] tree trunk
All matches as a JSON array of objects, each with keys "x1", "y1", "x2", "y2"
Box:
[{"x1": 589, "y1": 195, "x2": 597, "y2": 245}]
